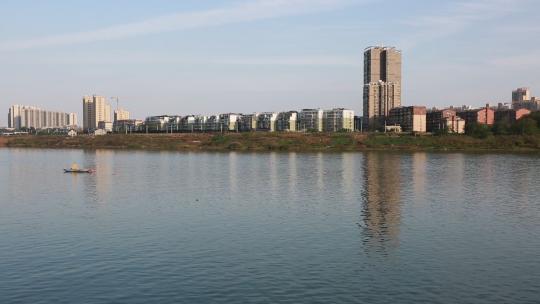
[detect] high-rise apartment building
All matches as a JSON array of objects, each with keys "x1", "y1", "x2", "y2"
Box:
[
  {"x1": 8, "y1": 105, "x2": 76, "y2": 130},
  {"x1": 363, "y1": 46, "x2": 402, "y2": 128},
  {"x1": 512, "y1": 87, "x2": 531, "y2": 103},
  {"x1": 83, "y1": 95, "x2": 112, "y2": 131}
]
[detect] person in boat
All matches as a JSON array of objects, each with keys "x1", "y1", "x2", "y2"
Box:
[{"x1": 71, "y1": 163, "x2": 80, "y2": 171}]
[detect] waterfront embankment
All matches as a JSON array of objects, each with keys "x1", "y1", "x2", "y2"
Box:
[{"x1": 3, "y1": 133, "x2": 540, "y2": 152}]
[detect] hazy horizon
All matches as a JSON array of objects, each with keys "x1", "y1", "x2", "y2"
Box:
[{"x1": 1, "y1": 0, "x2": 539, "y2": 126}]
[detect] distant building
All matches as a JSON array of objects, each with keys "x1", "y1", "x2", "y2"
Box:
[
  {"x1": 97, "y1": 121, "x2": 113, "y2": 133},
  {"x1": 323, "y1": 108, "x2": 355, "y2": 132},
  {"x1": 114, "y1": 108, "x2": 130, "y2": 122},
  {"x1": 495, "y1": 108, "x2": 531, "y2": 125},
  {"x1": 457, "y1": 104, "x2": 495, "y2": 126},
  {"x1": 363, "y1": 46, "x2": 402, "y2": 128},
  {"x1": 113, "y1": 119, "x2": 142, "y2": 133},
  {"x1": 511, "y1": 87, "x2": 540, "y2": 111},
  {"x1": 298, "y1": 109, "x2": 323, "y2": 132},
  {"x1": 239, "y1": 113, "x2": 259, "y2": 132},
  {"x1": 426, "y1": 107, "x2": 465, "y2": 133},
  {"x1": 257, "y1": 112, "x2": 278, "y2": 132},
  {"x1": 144, "y1": 115, "x2": 173, "y2": 132},
  {"x1": 443, "y1": 116, "x2": 465, "y2": 134},
  {"x1": 83, "y1": 95, "x2": 112, "y2": 132},
  {"x1": 219, "y1": 113, "x2": 240, "y2": 132},
  {"x1": 276, "y1": 111, "x2": 298, "y2": 132},
  {"x1": 388, "y1": 106, "x2": 427, "y2": 133},
  {"x1": 204, "y1": 115, "x2": 222, "y2": 132},
  {"x1": 8, "y1": 105, "x2": 76, "y2": 130},
  {"x1": 512, "y1": 87, "x2": 531, "y2": 103}
]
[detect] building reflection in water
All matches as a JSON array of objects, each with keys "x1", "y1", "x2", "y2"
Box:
[
  {"x1": 360, "y1": 152, "x2": 402, "y2": 252},
  {"x1": 81, "y1": 149, "x2": 114, "y2": 205}
]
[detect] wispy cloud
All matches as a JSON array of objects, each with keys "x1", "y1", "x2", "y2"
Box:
[
  {"x1": 399, "y1": 0, "x2": 531, "y2": 50},
  {"x1": 0, "y1": 0, "x2": 360, "y2": 52},
  {"x1": 0, "y1": 51, "x2": 361, "y2": 67}
]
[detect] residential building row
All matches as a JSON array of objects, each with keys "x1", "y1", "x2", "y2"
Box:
[
  {"x1": 385, "y1": 103, "x2": 533, "y2": 134},
  {"x1": 139, "y1": 108, "x2": 354, "y2": 133},
  {"x1": 8, "y1": 105, "x2": 77, "y2": 130}
]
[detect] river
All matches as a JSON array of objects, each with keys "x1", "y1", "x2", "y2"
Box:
[{"x1": 1, "y1": 149, "x2": 539, "y2": 303}]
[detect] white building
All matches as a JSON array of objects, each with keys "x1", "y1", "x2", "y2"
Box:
[
  {"x1": 8, "y1": 105, "x2": 76, "y2": 130},
  {"x1": 323, "y1": 108, "x2": 355, "y2": 132},
  {"x1": 299, "y1": 109, "x2": 324, "y2": 132}
]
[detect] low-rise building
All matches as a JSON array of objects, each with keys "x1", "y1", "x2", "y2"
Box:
[
  {"x1": 276, "y1": 111, "x2": 298, "y2": 132},
  {"x1": 457, "y1": 104, "x2": 495, "y2": 126},
  {"x1": 323, "y1": 108, "x2": 354, "y2": 132},
  {"x1": 239, "y1": 113, "x2": 259, "y2": 132},
  {"x1": 257, "y1": 112, "x2": 278, "y2": 132},
  {"x1": 219, "y1": 113, "x2": 240, "y2": 132},
  {"x1": 113, "y1": 119, "x2": 143, "y2": 133},
  {"x1": 442, "y1": 116, "x2": 465, "y2": 134},
  {"x1": 495, "y1": 108, "x2": 531, "y2": 125},
  {"x1": 298, "y1": 109, "x2": 323, "y2": 132},
  {"x1": 388, "y1": 106, "x2": 427, "y2": 133},
  {"x1": 427, "y1": 109, "x2": 457, "y2": 133}
]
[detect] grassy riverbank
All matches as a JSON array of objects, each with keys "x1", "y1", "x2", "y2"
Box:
[{"x1": 3, "y1": 132, "x2": 540, "y2": 152}]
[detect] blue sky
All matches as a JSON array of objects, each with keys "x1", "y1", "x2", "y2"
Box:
[{"x1": 1, "y1": 0, "x2": 539, "y2": 125}]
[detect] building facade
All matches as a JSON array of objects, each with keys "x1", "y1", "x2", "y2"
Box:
[
  {"x1": 363, "y1": 46, "x2": 402, "y2": 128},
  {"x1": 114, "y1": 108, "x2": 130, "y2": 122},
  {"x1": 298, "y1": 109, "x2": 323, "y2": 132},
  {"x1": 83, "y1": 95, "x2": 112, "y2": 132},
  {"x1": 457, "y1": 105, "x2": 495, "y2": 126},
  {"x1": 276, "y1": 111, "x2": 298, "y2": 132},
  {"x1": 323, "y1": 108, "x2": 355, "y2": 132},
  {"x1": 495, "y1": 108, "x2": 531, "y2": 125},
  {"x1": 427, "y1": 109, "x2": 458, "y2": 133},
  {"x1": 388, "y1": 106, "x2": 427, "y2": 133},
  {"x1": 257, "y1": 112, "x2": 278, "y2": 132}
]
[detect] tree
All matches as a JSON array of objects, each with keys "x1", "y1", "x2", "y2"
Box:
[
  {"x1": 512, "y1": 118, "x2": 539, "y2": 135},
  {"x1": 465, "y1": 122, "x2": 491, "y2": 139},
  {"x1": 492, "y1": 121, "x2": 511, "y2": 136}
]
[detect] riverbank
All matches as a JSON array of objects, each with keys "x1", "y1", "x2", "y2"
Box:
[{"x1": 2, "y1": 133, "x2": 540, "y2": 152}]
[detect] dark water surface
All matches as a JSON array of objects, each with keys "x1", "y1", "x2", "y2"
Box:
[{"x1": 1, "y1": 149, "x2": 539, "y2": 304}]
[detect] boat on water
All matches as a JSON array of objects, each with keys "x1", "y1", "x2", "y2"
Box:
[{"x1": 64, "y1": 163, "x2": 94, "y2": 173}]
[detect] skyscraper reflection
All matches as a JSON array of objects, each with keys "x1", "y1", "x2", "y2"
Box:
[{"x1": 360, "y1": 152, "x2": 402, "y2": 252}]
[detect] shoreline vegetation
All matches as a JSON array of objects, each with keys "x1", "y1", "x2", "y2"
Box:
[{"x1": 2, "y1": 132, "x2": 540, "y2": 152}]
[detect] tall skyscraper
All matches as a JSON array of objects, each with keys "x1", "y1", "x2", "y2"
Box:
[
  {"x1": 363, "y1": 46, "x2": 402, "y2": 128},
  {"x1": 83, "y1": 95, "x2": 112, "y2": 131}
]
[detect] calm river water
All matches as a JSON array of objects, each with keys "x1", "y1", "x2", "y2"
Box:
[{"x1": 1, "y1": 149, "x2": 539, "y2": 303}]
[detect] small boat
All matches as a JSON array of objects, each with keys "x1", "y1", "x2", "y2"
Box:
[
  {"x1": 64, "y1": 163, "x2": 93, "y2": 173},
  {"x1": 64, "y1": 168, "x2": 93, "y2": 173}
]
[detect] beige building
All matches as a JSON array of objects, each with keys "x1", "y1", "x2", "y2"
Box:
[
  {"x1": 363, "y1": 46, "x2": 402, "y2": 128},
  {"x1": 114, "y1": 108, "x2": 130, "y2": 122},
  {"x1": 83, "y1": 95, "x2": 112, "y2": 132},
  {"x1": 323, "y1": 108, "x2": 355, "y2": 132},
  {"x1": 388, "y1": 106, "x2": 426, "y2": 133}
]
